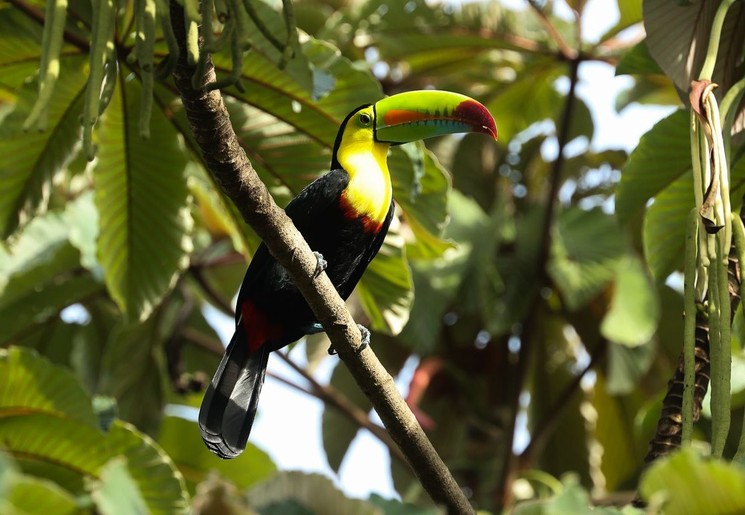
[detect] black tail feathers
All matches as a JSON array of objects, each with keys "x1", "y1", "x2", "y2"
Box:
[{"x1": 198, "y1": 328, "x2": 270, "y2": 459}]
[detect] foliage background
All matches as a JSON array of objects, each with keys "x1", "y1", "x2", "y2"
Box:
[{"x1": 1, "y1": 0, "x2": 745, "y2": 513}]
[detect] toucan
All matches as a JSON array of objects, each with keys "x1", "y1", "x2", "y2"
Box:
[{"x1": 199, "y1": 90, "x2": 497, "y2": 459}]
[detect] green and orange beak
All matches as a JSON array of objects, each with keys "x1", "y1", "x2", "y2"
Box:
[{"x1": 373, "y1": 90, "x2": 497, "y2": 144}]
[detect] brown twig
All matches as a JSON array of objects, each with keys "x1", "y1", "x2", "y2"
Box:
[
  {"x1": 496, "y1": 56, "x2": 582, "y2": 507},
  {"x1": 276, "y1": 351, "x2": 409, "y2": 466},
  {"x1": 518, "y1": 338, "x2": 608, "y2": 467},
  {"x1": 168, "y1": 2, "x2": 473, "y2": 511},
  {"x1": 526, "y1": 0, "x2": 576, "y2": 61}
]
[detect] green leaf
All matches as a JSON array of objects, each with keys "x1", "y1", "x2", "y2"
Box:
[
  {"x1": 0, "y1": 347, "x2": 97, "y2": 427},
  {"x1": 0, "y1": 16, "x2": 86, "y2": 237},
  {"x1": 4, "y1": 474, "x2": 79, "y2": 515},
  {"x1": 368, "y1": 493, "x2": 440, "y2": 515},
  {"x1": 97, "y1": 319, "x2": 166, "y2": 434},
  {"x1": 105, "y1": 421, "x2": 190, "y2": 514},
  {"x1": 321, "y1": 362, "x2": 371, "y2": 472},
  {"x1": 548, "y1": 207, "x2": 626, "y2": 310},
  {"x1": 487, "y1": 61, "x2": 563, "y2": 142},
  {"x1": 592, "y1": 374, "x2": 645, "y2": 492},
  {"x1": 599, "y1": 0, "x2": 642, "y2": 42},
  {"x1": 643, "y1": 0, "x2": 745, "y2": 92},
  {"x1": 643, "y1": 171, "x2": 692, "y2": 282},
  {"x1": 357, "y1": 234, "x2": 413, "y2": 335},
  {"x1": 640, "y1": 448, "x2": 745, "y2": 513},
  {"x1": 95, "y1": 70, "x2": 192, "y2": 320},
  {"x1": 0, "y1": 348, "x2": 188, "y2": 512},
  {"x1": 616, "y1": 40, "x2": 664, "y2": 76},
  {"x1": 246, "y1": 471, "x2": 382, "y2": 515},
  {"x1": 606, "y1": 341, "x2": 656, "y2": 396},
  {"x1": 616, "y1": 109, "x2": 689, "y2": 224},
  {"x1": 157, "y1": 416, "x2": 275, "y2": 493},
  {"x1": 600, "y1": 255, "x2": 660, "y2": 346},
  {"x1": 90, "y1": 457, "x2": 148, "y2": 515}
]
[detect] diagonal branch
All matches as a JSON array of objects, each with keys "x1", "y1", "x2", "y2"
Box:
[{"x1": 167, "y1": 2, "x2": 473, "y2": 513}]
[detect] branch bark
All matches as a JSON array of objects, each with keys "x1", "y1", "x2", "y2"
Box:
[{"x1": 168, "y1": 2, "x2": 472, "y2": 512}]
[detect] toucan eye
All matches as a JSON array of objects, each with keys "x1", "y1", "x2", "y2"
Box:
[{"x1": 358, "y1": 113, "x2": 371, "y2": 126}]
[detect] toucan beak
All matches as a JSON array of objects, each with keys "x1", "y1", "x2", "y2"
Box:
[{"x1": 373, "y1": 90, "x2": 497, "y2": 143}]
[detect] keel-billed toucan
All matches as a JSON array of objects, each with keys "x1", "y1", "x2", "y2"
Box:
[{"x1": 199, "y1": 90, "x2": 497, "y2": 459}]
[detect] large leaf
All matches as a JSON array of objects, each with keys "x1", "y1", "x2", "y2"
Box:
[
  {"x1": 1, "y1": 460, "x2": 79, "y2": 515},
  {"x1": 0, "y1": 10, "x2": 86, "y2": 238},
  {"x1": 600, "y1": 255, "x2": 660, "y2": 347},
  {"x1": 640, "y1": 448, "x2": 745, "y2": 513},
  {"x1": 157, "y1": 416, "x2": 276, "y2": 493},
  {"x1": 96, "y1": 318, "x2": 166, "y2": 434},
  {"x1": 0, "y1": 346, "x2": 97, "y2": 427},
  {"x1": 321, "y1": 362, "x2": 372, "y2": 473},
  {"x1": 616, "y1": 109, "x2": 690, "y2": 224},
  {"x1": 0, "y1": 348, "x2": 189, "y2": 513},
  {"x1": 599, "y1": 0, "x2": 643, "y2": 42},
  {"x1": 246, "y1": 471, "x2": 382, "y2": 515},
  {"x1": 548, "y1": 207, "x2": 626, "y2": 311},
  {"x1": 95, "y1": 71, "x2": 192, "y2": 320},
  {"x1": 644, "y1": 0, "x2": 745, "y2": 94},
  {"x1": 642, "y1": 171, "x2": 693, "y2": 282},
  {"x1": 356, "y1": 231, "x2": 413, "y2": 335},
  {"x1": 487, "y1": 60, "x2": 563, "y2": 143},
  {"x1": 90, "y1": 457, "x2": 149, "y2": 515}
]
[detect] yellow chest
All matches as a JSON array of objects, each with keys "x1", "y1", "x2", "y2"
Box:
[{"x1": 337, "y1": 141, "x2": 392, "y2": 224}]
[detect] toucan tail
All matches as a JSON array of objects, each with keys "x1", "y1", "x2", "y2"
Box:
[{"x1": 198, "y1": 326, "x2": 269, "y2": 459}]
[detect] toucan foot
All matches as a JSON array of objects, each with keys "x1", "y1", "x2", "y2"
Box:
[
  {"x1": 357, "y1": 324, "x2": 370, "y2": 352},
  {"x1": 327, "y1": 324, "x2": 371, "y2": 355},
  {"x1": 313, "y1": 251, "x2": 327, "y2": 277}
]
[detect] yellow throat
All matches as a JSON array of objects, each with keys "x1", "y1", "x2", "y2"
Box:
[{"x1": 335, "y1": 115, "x2": 392, "y2": 225}]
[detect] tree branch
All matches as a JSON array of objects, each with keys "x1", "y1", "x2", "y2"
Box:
[{"x1": 168, "y1": 3, "x2": 472, "y2": 512}]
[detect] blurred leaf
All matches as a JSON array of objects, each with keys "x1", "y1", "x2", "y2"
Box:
[
  {"x1": 616, "y1": 109, "x2": 689, "y2": 224},
  {"x1": 640, "y1": 448, "x2": 745, "y2": 513},
  {"x1": 321, "y1": 362, "x2": 371, "y2": 472},
  {"x1": 97, "y1": 319, "x2": 166, "y2": 434},
  {"x1": 90, "y1": 457, "x2": 148, "y2": 515},
  {"x1": 601, "y1": 255, "x2": 660, "y2": 346},
  {"x1": 513, "y1": 474, "x2": 640, "y2": 514},
  {"x1": 592, "y1": 374, "x2": 644, "y2": 491},
  {"x1": 487, "y1": 61, "x2": 563, "y2": 142},
  {"x1": 4, "y1": 473, "x2": 79, "y2": 515},
  {"x1": 615, "y1": 77, "x2": 680, "y2": 111},
  {"x1": 367, "y1": 493, "x2": 440, "y2": 515},
  {"x1": 548, "y1": 207, "x2": 626, "y2": 311},
  {"x1": 95, "y1": 71, "x2": 192, "y2": 321},
  {"x1": 158, "y1": 416, "x2": 275, "y2": 493},
  {"x1": 616, "y1": 41, "x2": 664, "y2": 77},
  {"x1": 393, "y1": 144, "x2": 453, "y2": 260},
  {"x1": 357, "y1": 230, "x2": 413, "y2": 335},
  {"x1": 246, "y1": 471, "x2": 382, "y2": 515},
  {"x1": 599, "y1": 0, "x2": 642, "y2": 42},
  {"x1": 565, "y1": 97, "x2": 594, "y2": 144},
  {"x1": 606, "y1": 341, "x2": 656, "y2": 396}
]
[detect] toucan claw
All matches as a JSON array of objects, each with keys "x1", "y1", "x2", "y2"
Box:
[
  {"x1": 313, "y1": 251, "x2": 327, "y2": 277},
  {"x1": 327, "y1": 324, "x2": 371, "y2": 355},
  {"x1": 357, "y1": 324, "x2": 370, "y2": 352}
]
